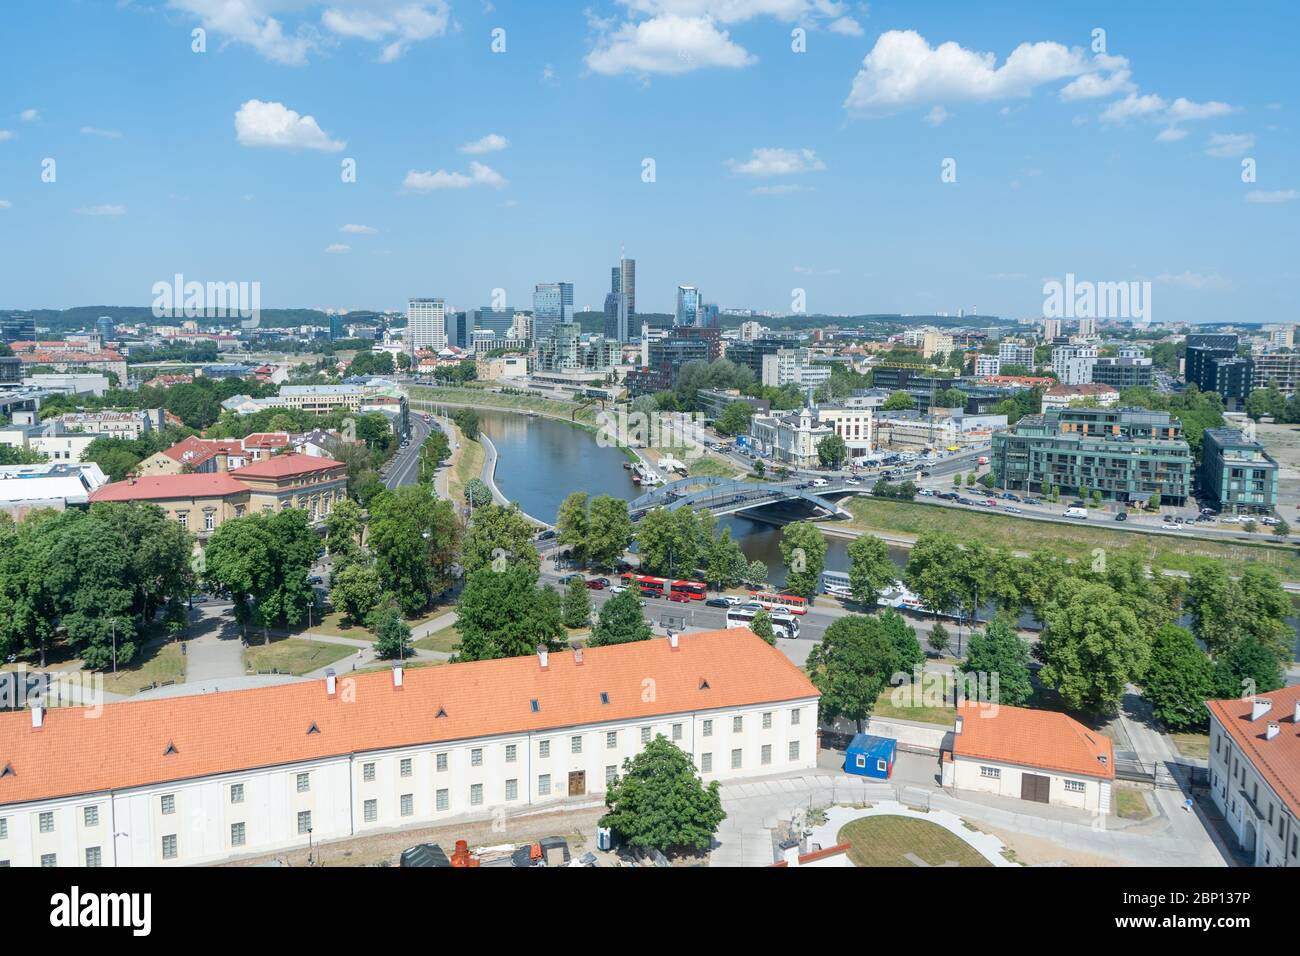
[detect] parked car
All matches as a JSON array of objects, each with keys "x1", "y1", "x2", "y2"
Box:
[
  {"x1": 1002, "y1": 493, "x2": 1020, "y2": 501},
  {"x1": 307, "y1": 574, "x2": 324, "y2": 585},
  {"x1": 536, "y1": 529, "x2": 556, "y2": 540},
  {"x1": 586, "y1": 578, "x2": 609, "y2": 590},
  {"x1": 985, "y1": 498, "x2": 998, "y2": 507},
  {"x1": 667, "y1": 591, "x2": 691, "y2": 604},
  {"x1": 608, "y1": 584, "x2": 628, "y2": 594},
  {"x1": 918, "y1": 488, "x2": 936, "y2": 497},
  {"x1": 705, "y1": 598, "x2": 731, "y2": 608}
]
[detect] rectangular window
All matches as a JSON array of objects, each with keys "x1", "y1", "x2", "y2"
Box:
[
  {"x1": 701, "y1": 753, "x2": 713, "y2": 773},
  {"x1": 401, "y1": 794, "x2": 413, "y2": 817},
  {"x1": 436, "y1": 753, "x2": 448, "y2": 772},
  {"x1": 506, "y1": 779, "x2": 518, "y2": 801},
  {"x1": 1064, "y1": 779, "x2": 1085, "y2": 794},
  {"x1": 731, "y1": 749, "x2": 742, "y2": 769},
  {"x1": 980, "y1": 766, "x2": 1001, "y2": 779},
  {"x1": 571, "y1": 735, "x2": 583, "y2": 754},
  {"x1": 733, "y1": 716, "x2": 743, "y2": 733},
  {"x1": 789, "y1": 741, "x2": 800, "y2": 761},
  {"x1": 230, "y1": 784, "x2": 245, "y2": 804},
  {"x1": 231, "y1": 823, "x2": 246, "y2": 847},
  {"x1": 436, "y1": 789, "x2": 449, "y2": 812},
  {"x1": 672, "y1": 723, "x2": 683, "y2": 741},
  {"x1": 702, "y1": 719, "x2": 713, "y2": 737},
  {"x1": 296, "y1": 773, "x2": 310, "y2": 793},
  {"x1": 606, "y1": 731, "x2": 617, "y2": 749},
  {"x1": 538, "y1": 774, "x2": 551, "y2": 796},
  {"x1": 471, "y1": 748, "x2": 483, "y2": 767},
  {"x1": 539, "y1": 740, "x2": 550, "y2": 759},
  {"x1": 761, "y1": 744, "x2": 772, "y2": 765},
  {"x1": 160, "y1": 794, "x2": 175, "y2": 815},
  {"x1": 204, "y1": 513, "x2": 215, "y2": 532},
  {"x1": 39, "y1": 811, "x2": 54, "y2": 834},
  {"x1": 605, "y1": 765, "x2": 618, "y2": 785},
  {"x1": 41, "y1": 853, "x2": 56, "y2": 868},
  {"x1": 297, "y1": 811, "x2": 312, "y2": 835},
  {"x1": 83, "y1": 806, "x2": 99, "y2": 827},
  {"x1": 762, "y1": 712, "x2": 772, "y2": 730},
  {"x1": 360, "y1": 799, "x2": 377, "y2": 822},
  {"x1": 363, "y1": 763, "x2": 376, "y2": 782},
  {"x1": 640, "y1": 726, "x2": 651, "y2": 744},
  {"x1": 470, "y1": 784, "x2": 483, "y2": 806},
  {"x1": 85, "y1": 846, "x2": 102, "y2": 867},
  {"x1": 0, "y1": 818, "x2": 6, "y2": 839},
  {"x1": 162, "y1": 835, "x2": 177, "y2": 860},
  {"x1": 506, "y1": 744, "x2": 517, "y2": 763},
  {"x1": 400, "y1": 758, "x2": 412, "y2": 778}
]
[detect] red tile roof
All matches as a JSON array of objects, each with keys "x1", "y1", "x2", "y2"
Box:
[
  {"x1": 1207, "y1": 686, "x2": 1300, "y2": 819},
  {"x1": 163, "y1": 435, "x2": 243, "y2": 465},
  {"x1": 952, "y1": 702, "x2": 1115, "y2": 780},
  {"x1": 89, "y1": 473, "x2": 250, "y2": 502},
  {"x1": 0, "y1": 630, "x2": 818, "y2": 806},
  {"x1": 241, "y1": 432, "x2": 292, "y2": 449},
  {"x1": 230, "y1": 453, "x2": 345, "y2": 479}
]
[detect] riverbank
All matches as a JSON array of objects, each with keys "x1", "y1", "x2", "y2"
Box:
[
  {"x1": 444, "y1": 419, "x2": 485, "y2": 508},
  {"x1": 477, "y1": 431, "x2": 551, "y2": 528}
]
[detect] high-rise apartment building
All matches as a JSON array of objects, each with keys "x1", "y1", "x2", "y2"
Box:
[
  {"x1": 998, "y1": 342, "x2": 1035, "y2": 367},
  {"x1": 532, "y1": 282, "x2": 574, "y2": 340},
  {"x1": 605, "y1": 256, "x2": 635, "y2": 343},
  {"x1": 407, "y1": 298, "x2": 447, "y2": 352},
  {"x1": 1051, "y1": 344, "x2": 1098, "y2": 385}
]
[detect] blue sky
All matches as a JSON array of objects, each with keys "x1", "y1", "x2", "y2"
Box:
[{"x1": 0, "y1": 0, "x2": 1296, "y2": 322}]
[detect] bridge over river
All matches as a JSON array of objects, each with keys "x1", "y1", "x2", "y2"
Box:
[{"x1": 629, "y1": 476, "x2": 863, "y2": 522}]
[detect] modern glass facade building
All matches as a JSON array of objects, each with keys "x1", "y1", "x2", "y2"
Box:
[
  {"x1": 991, "y1": 406, "x2": 1193, "y2": 504},
  {"x1": 675, "y1": 286, "x2": 701, "y2": 326},
  {"x1": 1199, "y1": 427, "x2": 1278, "y2": 514},
  {"x1": 1185, "y1": 334, "x2": 1251, "y2": 408},
  {"x1": 532, "y1": 283, "x2": 574, "y2": 340},
  {"x1": 536, "y1": 323, "x2": 618, "y2": 373}
]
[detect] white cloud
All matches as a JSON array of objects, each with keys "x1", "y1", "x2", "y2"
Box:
[
  {"x1": 1059, "y1": 55, "x2": 1134, "y2": 101},
  {"x1": 77, "y1": 204, "x2": 127, "y2": 216},
  {"x1": 1155, "y1": 127, "x2": 1188, "y2": 142},
  {"x1": 0, "y1": 200, "x2": 12, "y2": 209},
  {"x1": 1099, "y1": 92, "x2": 1167, "y2": 123},
  {"x1": 168, "y1": 1, "x2": 450, "y2": 65},
  {"x1": 751, "y1": 183, "x2": 808, "y2": 195},
  {"x1": 828, "y1": 16, "x2": 863, "y2": 37},
  {"x1": 403, "y1": 161, "x2": 507, "y2": 191},
  {"x1": 234, "y1": 99, "x2": 345, "y2": 152},
  {"x1": 19, "y1": 109, "x2": 38, "y2": 122},
  {"x1": 0, "y1": 130, "x2": 13, "y2": 142},
  {"x1": 1156, "y1": 271, "x2": 1229, "y2": 290},
  {"x1": 80, "y1": 126, "x2": 123, "y2": 138},
  {"x1": 615, "y1": 1, "x2": 852, "y2": 25},
  {"x1": 1102, "y1": 93, "x2": 1236, "y2": 130},
  {"x1": 586, "y1": 15, "x2": 754, "y2": 75},
  {"x1": 340, "y1": 223, "x2": 378, "y2": 234},
  {"x1": 844, "y1": 30, "x2": 1090, "y2": 113},
  {"x1": 924, "y1": 105, "x2": 948, "y2": 126},
  {"x1": 325, "y1": 243, "x2": 351, "y2": 254},
  {"x1": 1204, "y1": 133, "x2": 1254, "y2": 158},
  {"x1": 459, "y1": 133, "x2": 509, "y2": 154},
  {"x1": 1245, "y1": 190, "x2": 1298, "y2": 204},
  {"x1": 726, "y1": 147, "x2": 825, "y2": 177},
  {"x1": 1167, "y1": 98, "x2": 1234, "y2": 122}
]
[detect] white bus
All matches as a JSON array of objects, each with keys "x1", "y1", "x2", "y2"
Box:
[{"x1": 726, "y1": 603, "x2": 801, "y2": 640}]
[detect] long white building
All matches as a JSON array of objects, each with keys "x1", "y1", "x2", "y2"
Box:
[
  {"x1": 407, "y1": 297, "x2": 447, "y2": 352},
  {"x1": 0, "y1": 630, "x2": 818, "y2": 867}
]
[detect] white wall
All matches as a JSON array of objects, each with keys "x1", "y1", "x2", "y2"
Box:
[
  {"x1": 1208, "y1": 714, "x2": 1298, "y2": 867},
  {"x1": 950, "y1": 756, "x2": 1109, "y2": 814}
]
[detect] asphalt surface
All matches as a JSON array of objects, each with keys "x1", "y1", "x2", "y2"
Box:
[{"x1": 382, "y1": 415, "x2": 434, "y2": 489}]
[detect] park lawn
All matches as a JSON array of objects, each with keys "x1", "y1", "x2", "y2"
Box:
[
  {"x1": 244, "y1": 637, "x2": 356, "y2": 676},
  {"x1": 446, "y1": 425, "x2": 486, "y2": 507},
  {"x1": 872, "y1": 687, "x2": 957, "y2": 727},
  {"x1": 839, "y1": 497, "x2": 1300, "y2": 580},
  {"x1": 303, "y1": 609, "x2": 367, "y2": 638},
  {"x1": 1114, "y1": 789, "x2": 1152, "y2": 821},
  {"x1": 408, "y1": 386, "x2": 600, "y2": 425},
  {"x1": 1170, "y1": 731, "x2": 1211, "y2": 760},
  {"x1": 100, "y1": 641, "x2": 186, "y2": 696},
  {"x1": 837, "y1": 816, "x2": 992, "y2": 867},
  {"x1": 413, "y1": 624, "x2": 461, "y2": 654}
]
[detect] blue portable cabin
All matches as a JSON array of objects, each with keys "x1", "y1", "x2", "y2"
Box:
[{"x1": 845, "y1": 734, "x2": 896, "y2": 779}]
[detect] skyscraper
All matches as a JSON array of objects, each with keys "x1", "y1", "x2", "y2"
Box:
[
  {"x1": 675, "y1": 286, "x2": 701, "y2": 327},
  {"x1": 407, "y1": 298, "x2": 447, "y2": 352},
  {"x1": 532, "y1": 282, "x2": 574, "y2": 340},
  {"x1": 605, "y1": 254, "x2": 635, "y2": 343}
]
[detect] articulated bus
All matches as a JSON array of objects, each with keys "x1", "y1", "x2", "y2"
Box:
[
  {"x1": 747, "y1": 591, "x2": 809, "y2": 615},
  {"x1": 622, "y1": 574, "x2": 707, "y2": 600},
  {"x1": 726, "y1": 604, "x2": 800, "y2": 640}
]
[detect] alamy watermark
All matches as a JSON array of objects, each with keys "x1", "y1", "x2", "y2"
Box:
[
  {"x1": 595, "y1": 409, "x2": 709, "y2": 461},
  {"x1": 151, "y1": 273, "x2": 261, "y2": 326},
  {"x1": 1042, "y1": 273, "x2": 1152, "y2": 323}
]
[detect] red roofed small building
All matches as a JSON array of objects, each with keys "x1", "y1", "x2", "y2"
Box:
[
  {"x1": 942, "y1": 702, "x2": 1115, "y2": 814},
  {"x1": 1207, "y1": 687, "x2": 1300, "y2": 867},
  {"x1": 90, "y1": 453, "x2": 348, "y2": 540}
]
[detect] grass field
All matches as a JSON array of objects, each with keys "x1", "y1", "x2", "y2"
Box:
[
  {"x1": 840, "y1": 497, "x2": 1300, "y2": 580},
  {"x1": 413, "y1": 624, "x2": 461, "y2": 654},
  {"x1": 837, "y1": 816, "x2": 992, "y2": 867},
  {"x1": 408, "y1": 386, "x2": 600, "y2": 424},
  {"x1": 100, "y1": 641, "x2": 186, "y2": 696},
  {"x1": 446, "y1": 423, "x2": 486, "y2": 507},
  {"x1": 1114, "y1": 789, "x2": 1152, "y2": 821},
  {"x1": 872, "y1": 686, "x2": 957, "y2": 726},
  {"x1": 1170, "y1": 732, "x2": 1211, "y2": 760},
  {"x1": 244, "y1": 637, "x2": 356, "y2": 676}
]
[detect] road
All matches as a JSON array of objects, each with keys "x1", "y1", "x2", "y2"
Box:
[{"x1": 382, "y1": 415, "x2": 433, "y2": 489}]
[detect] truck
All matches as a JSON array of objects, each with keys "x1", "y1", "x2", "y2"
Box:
[{"x1": 1064, "y1": 506, "x2": 1087, "y2": 519}]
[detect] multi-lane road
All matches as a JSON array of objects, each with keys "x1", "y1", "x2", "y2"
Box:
[{"x1": 381, "y1": 415, "x2": 434, "y2": 489}]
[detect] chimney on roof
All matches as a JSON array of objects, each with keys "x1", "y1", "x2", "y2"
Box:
[
  {"x1": 954, "y1": 714, "x2": 964, "y2": 735},
  {"x1": 668, "y1": 631, "x2": 679, "y2": 650},
  {"x1": 1251, "y1": 697, "x2": 1272, "y2": 721},
  {"x1": 780, "y1": 841, "x2": 801, "y2": 867},
  {"x1": 392, "y1": 662, "x2": 404, "y2": 689},
  {"x1": 572, "y1": 643, "x2": 583, "y2": 666},
  {"x1": 31, "y1": 698, "x2": 43, "y2": 729},
  {"x1": 1266, "y1": 721, "x2": 1281, "y2": 741},
  {"x1": 536, "y1": 645, "x2": 549, "y2": 670},
  {"x1": 326, "y1": 668, "x2": 337, "y2": 697}
]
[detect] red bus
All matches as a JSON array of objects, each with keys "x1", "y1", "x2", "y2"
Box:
[
  {"x1": 623, "y1": 573, "x2": 668, "y2": 597},
  {"x1": 670, "y1": 579, "x2": 707, "y2": 601},
  {"x1": 748, "y1": 591, "x2": 809, "y2": 615}
]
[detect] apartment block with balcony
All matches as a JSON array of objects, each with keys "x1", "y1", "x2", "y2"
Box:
[{"x1": 1199, "y1": 427, "x2": 1279, "y2": 515}]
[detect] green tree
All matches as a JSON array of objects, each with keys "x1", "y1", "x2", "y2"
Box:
[
  {"x1": 463, "y1": 477, "x2": 492, "y2": 509},
  {"x1": 600, "y1": 737, "x2": 725, "y2": 855},
  {"x1": 926, "y1": 621, "x2": 950, "y2": 657},
  {"x1": 371, "y1": 604, "x2": 412, "y2": 659},
  {"x1": 368, "y1": 485, "x2": 460, "y2": 615},
  {"x1": 587, "y1": 495, "x2": 634, "y2": 569},
  {"x1": 846, "y1": 534, "x2": 894, "y2": 608},
  {"x1": 715, "y1": 401, "x2": 754, "y2": 437},
  {"x1": 330, "y1": 560, "x2": 382, "y2": 625},
  {"x1": 324, "y1": 497, "x2": 365, "y2": 559},
  {"x1": 779, "y1": 521, "x2": 826, "y2": 600},
  {"x1": 555, "y1": 491, "x2": 591, "y2": 565},
  {"x1": 454, "y1": 564, "x2": 566, "y2": 661},
  {"x1": 588, "y1": 589, "x2": 652, "y2": 646},
  {"x1": 563, "y1": 575, "x2": 593, "y2": 629},
  {"x1": 817, "y1": 432, "x2": 848, "y2": 469},
  {"x1": 1142, "y1": 624, "x2": 1215, "y2": 730},
  {"x1": 1213, "y1": 634, "x2": 1284, "y2": 698},
  {"x1": 805, "y1": 611, "x2": 921, "y2": 732},
  {"x1": 962, "y1": 618, "x2": 1033, "y2": 707},
  {"x1": 204, "y1": 510, "x2": 316, "y2": 640},
  {"x1": 1037, "y1": 581, "x2": 1149, "y2": 714},
  {"x1": 903, "y1": 532, "x2": 963, "y2": 619},
  {"x1": 882, "y1": 391, "x2": 915, "y2": 411},
  {"x1": 749, "y1": 608, "x2": 776, "y2": 644},
  {"x1": 745, "y1": 559, "x2": 769, "y2": 589},
  {"x1": 461, "y1": 503, "x2": 538, "y2": 574}
]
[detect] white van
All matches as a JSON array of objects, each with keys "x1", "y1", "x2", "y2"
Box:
[
  {"x1": 810, "y1": 478, "x2": 829, "y2": 487},
  {"x1": 1064, "y1": 506, "x2": 1088, "y2": 519}
]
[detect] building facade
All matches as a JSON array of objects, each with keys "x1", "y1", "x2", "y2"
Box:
[
  {"x1": 407, "y1": 298, "x2": 448, "y2": 352},
  {"x1": 1200, "y1": 427, "x2": 1279, "y2": 515},
  {"x1": 1050, "y1": 344, "x2": 1098, "y2": 385}
]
